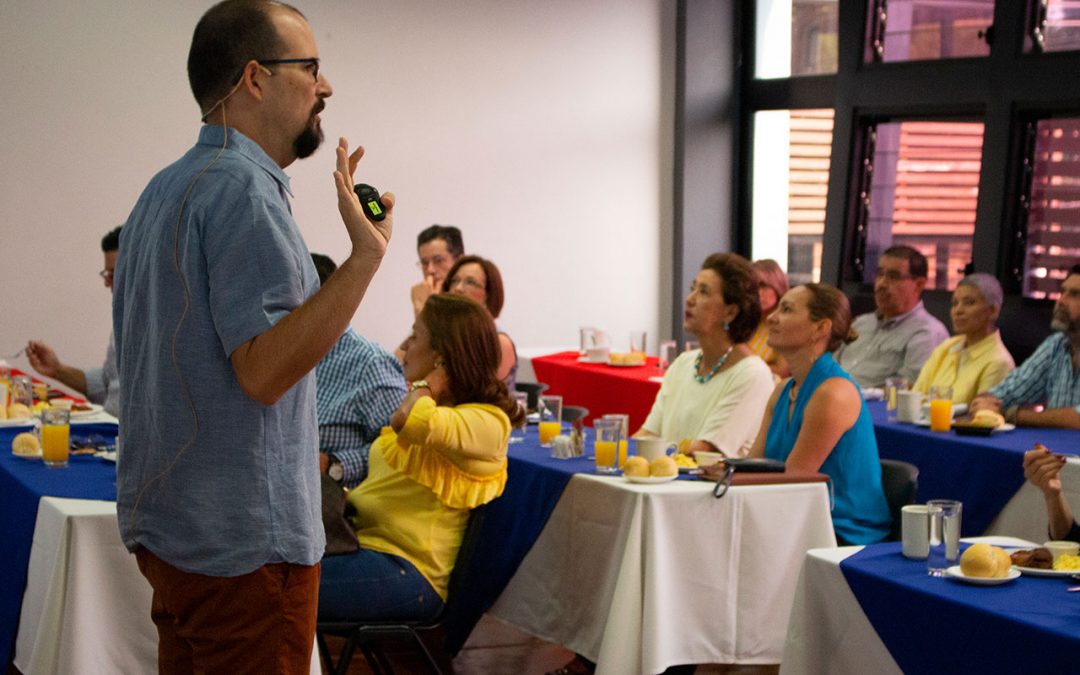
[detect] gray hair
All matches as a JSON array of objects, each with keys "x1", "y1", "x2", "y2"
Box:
[{"x1": 956, "y1": 273, "x2": 1003, "y2": 309}]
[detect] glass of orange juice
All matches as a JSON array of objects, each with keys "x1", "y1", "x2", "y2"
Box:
[
  {"x1": 600, "y1": 413, "x2": 629, "y2": 467},
  {"x1": 929, "y1": 385, "x2": 953, "y2": 432},
  {"x1": 538, "y1": 395, "x2": 563, "y2": 447},
  {"x1": 593, "y1": 418, "x2": 624, "y2": 474},
  {"x1": 41, "y1": 408, "x2": 71, "y2": 468}
]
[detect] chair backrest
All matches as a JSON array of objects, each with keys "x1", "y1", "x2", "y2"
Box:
[
  {"x1": 513, "y1": 382, "x2": 549, "y2": 411},
  {"x1": 880, "y1": 459, "x2": 919, "y2": 541},
  {"x1": 561, "y1": 406, "x2": 590, "y2": 424}
]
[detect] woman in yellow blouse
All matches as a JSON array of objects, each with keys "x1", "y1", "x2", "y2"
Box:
[
  {"x1": 912, "y1": 273, "x2": 1014, "y2": 404},
  {"x1": 319, "y1": 294, "x2": 524, "y2": 621}
]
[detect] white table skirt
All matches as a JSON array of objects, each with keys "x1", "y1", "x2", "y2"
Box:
[
  {"x1": 490, "y1": 475, "x2": 836, "y2": 675},
  {"x1": 780, "y1": 535, "x2": 1036, "y2": 675},
  {"x1": 15, "y1": 497, "x2": 320, "y2": 675}
]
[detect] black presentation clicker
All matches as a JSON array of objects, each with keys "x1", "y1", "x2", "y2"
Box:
[{"x1": 353, "y1": 183, "x2": 387, "y2": 222}]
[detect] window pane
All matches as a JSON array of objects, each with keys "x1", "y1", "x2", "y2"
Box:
[
  {"x1": 756, "y1": 0, "x2": 838, "y2": 79},
  {"x1": 868, "y1": 0, "x2": 994, "y2": 63},
  {"x1": 1023, "y1": 118, "x2": 1080, "y2": 299},
  {"x1": 1032, "y1": 0, "x2": 1080, "y2": 53},
  {"x1": 859, "y1": 120, "x2": 984, "y2": 291},
  {"x1": 752, "y1": 109, "x2": 835, "y2": 285}
]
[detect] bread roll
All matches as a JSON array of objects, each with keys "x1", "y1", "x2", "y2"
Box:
[
  {"x1": 971, "y1": 409, "x2": 1004, "y2": 428},
  {"x1": 12, "y1": 432, "x2": 40, "y2": 456},
  {"x1": 649, "y1": 455, "x2": 678, "y2": 478},
  {"x1": 624, "y1": 456, "x2": 650, "y2": 477},
  {"x1": 6, "y1": 403, "x2": 30, "y2": 419},
  {"x1": 960, "y1": 543, "x2": 1012, "y2": 578}
]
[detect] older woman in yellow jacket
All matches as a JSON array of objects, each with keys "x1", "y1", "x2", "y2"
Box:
[{"x1": 912, "y1": 273, "x2": 1014, "y2": 404}]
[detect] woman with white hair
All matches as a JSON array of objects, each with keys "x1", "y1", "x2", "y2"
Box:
[{"x1": 912, "y1": 273, "x2": 1015, "y2": 404}]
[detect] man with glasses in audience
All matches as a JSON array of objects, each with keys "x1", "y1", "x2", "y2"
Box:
[
  {"x1": 971, "y1": 264, "x2": 1080, "y2": 429},
  {"x1": 410, "y1": 224, "x2": 464, "y2": 315},
  {"x1": 26, "y1": 226, "x2": 122, "y2": 417},
  {"x1": 836, "y1": 245, "x2": 949, "y2": 388},
  {"x1": 111, "y1": 2, "x2": 393, "y2": 672}
]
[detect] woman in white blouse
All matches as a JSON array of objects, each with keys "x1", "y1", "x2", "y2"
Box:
[{"x1": 634, "y1": 253, "x2": 775, "y2": 457}]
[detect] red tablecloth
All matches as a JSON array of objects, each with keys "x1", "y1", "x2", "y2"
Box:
[{"x1": 529, "y1": 351, "x2": 662, "y2": 430}]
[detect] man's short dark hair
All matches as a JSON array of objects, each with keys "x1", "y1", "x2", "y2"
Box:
[
  {"x1": 882, "y1": 245, "x2": 929, "y2": 279},
  {"x1": 102, "y1": 226, "x2": 122, "y2": 253},
  {"x1": 187, "y1": 0, "x2": 304, "y2": 113},
  {"x1": 310, "y1": 252, "x2": 337, "y2": 285},
  {"x1": 1069, "y1": 263, "x2": 1080, "y2": 278},
  {"x1": 416, "y1": 225, "x2": 464, "y2": 259}
]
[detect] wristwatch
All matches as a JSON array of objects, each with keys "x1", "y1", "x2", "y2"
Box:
[
  {"x1": 327, "y1": 455, "x2": 344, "y2": 483},
  {"x1": 410, "y1": 379, "x2": 431, "y2": 392}
]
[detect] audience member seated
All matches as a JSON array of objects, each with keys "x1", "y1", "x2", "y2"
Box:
[
  {"x1": 441, "y1": 255, "x2": 518, "y2": 390},
  {"x1": 912, "y1": 273, "x2": 1014, "y2": 404},
  {"x1": 318, "y1": 294, "x2": 523, "y2": 622},
  {"x1": 1023, "y1": 444, "x2": 1080, "y2": 542},
  {"x1": 749, "y1": 258, "x2": 789, "y2": 377},
  {"x1": 311, "y1": 254, "x2": 407, "y2": 488},
  {"x1": 410, "y1": 224, "x2": 463, "y2": 316},
  {"x1": 836, "y1": 245, "x2": 948, "y2": 389},
  {"x1": 971, "y1": 264, "x2": 1080, "y2": 429},
  {"x1": 635, "y1": 253, "x2": 774, "y2": 457},
  {"x1": 717, "y1": 283, "x2": 891, "y2": 545},
  {"x1": 26, "y1": 226, "x2": 123, "y2": 417}
]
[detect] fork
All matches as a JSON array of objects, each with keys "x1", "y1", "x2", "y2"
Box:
[{"x1": 2, "y1": 347, "x2": 25, "y2": 360}]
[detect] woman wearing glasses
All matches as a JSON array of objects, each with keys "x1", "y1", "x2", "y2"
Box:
[{"x1": 441, "y1": 255, "x2": 518, "y2": 390}]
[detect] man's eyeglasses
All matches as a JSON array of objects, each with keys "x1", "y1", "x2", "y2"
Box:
[
  {"x1": 417, "y1": 255, "x2": 449, "y2": 270},
  {"x1": 874, "y1": 269, "x2": 915, "y2": 283},
  {"x1": 258, "y1": 57, "x2": 320, "y2": 83}
]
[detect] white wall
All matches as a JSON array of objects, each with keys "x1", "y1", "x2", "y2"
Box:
[{"x1": 0, "y1": 0, "x2": 674, "y2": 372}]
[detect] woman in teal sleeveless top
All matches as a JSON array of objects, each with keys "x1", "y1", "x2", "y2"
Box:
[{"x1": 749, "y1": 283, "x2": 891, "y2": 545}]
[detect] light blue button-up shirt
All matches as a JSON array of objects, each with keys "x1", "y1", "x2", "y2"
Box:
[
  {"x1": 990, "y1": 332, "x2": 1080, "y2": 412},
  {"x1": 113, "y1": 126, "x2": 323, "y2": 575}
]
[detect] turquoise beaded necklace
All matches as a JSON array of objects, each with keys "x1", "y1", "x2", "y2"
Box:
[{"x1": 692, "y1": 345, "x2": 734, "y2": 384}]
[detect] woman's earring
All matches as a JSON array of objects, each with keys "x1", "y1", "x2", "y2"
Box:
[{"x1": 722, "y1": 321, "x2": 730, "y2": 331}]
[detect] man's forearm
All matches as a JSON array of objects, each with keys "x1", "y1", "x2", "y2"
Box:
[
  {"x1": 231, "y1": 253, "x2": 384, "y2": 405},
  {"x1": 1016, "y1": 407, "x2": 1080, "y2": 430}
]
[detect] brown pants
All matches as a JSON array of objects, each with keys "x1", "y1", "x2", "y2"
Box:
[{"x1": 136, "y1": 548, "x2": 320, "y2": 675}]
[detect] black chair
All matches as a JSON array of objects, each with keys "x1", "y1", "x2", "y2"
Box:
[
  {"x1": 316, "y1": 504, "x2": 489, "y2": 675},
  {"x1": 514, "y1": 381, "x2": 549, "y2": 411},
  {"x1": 880, "y1": 459, "x2": 919, "y2": 541},
  {"x1": 561, "y1": 405, "x2": 590, "y2": 424}
]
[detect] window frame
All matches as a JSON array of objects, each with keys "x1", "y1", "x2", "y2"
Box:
[{"x1": 735, "y1": 0, "x2": 1080, "y2": 303}]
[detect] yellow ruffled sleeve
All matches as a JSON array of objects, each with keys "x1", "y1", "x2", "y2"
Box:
[{"x1": 383, "y1": 396, "x2": 510, "y2": 509}]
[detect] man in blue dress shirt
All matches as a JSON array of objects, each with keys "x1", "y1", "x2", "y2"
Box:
[
  {"x1": 111, "y1": 2, "x2": 394, "y2": 672},
  {"x1": 972, "y1": 264, "x2": 1080, "y2": 429}
]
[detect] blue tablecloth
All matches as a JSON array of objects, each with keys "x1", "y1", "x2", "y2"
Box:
[
  {"x1": 444, "y1": 429, "x2": 691, "y2": 653},
  {"x1": 839, "y1": 542, "x2": 1080, "y2": 673},
  {"x1": 0, "y1": 423, "x2": 118, "y2": 665},
  {"x1": 869, "y1": 401, "x2": 1080, "y2": 535}
]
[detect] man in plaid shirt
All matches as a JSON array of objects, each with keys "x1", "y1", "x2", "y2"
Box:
[{"x1": 312, "y1": 254, "x2": 407, "y2": 487}]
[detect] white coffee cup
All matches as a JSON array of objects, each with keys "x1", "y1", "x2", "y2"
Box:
[
  {"x1": 586, "y1": 346, "x2": 610, "y2": 363},
  {"x1": 901, "y1": 504, "x2": 930, "y2": 559},
  {"x1": 636, "y1": 438, "x2": 676, "y2": 462},
  {"x1": 897, "y1": 390, "x2": 924, "y2": 424}
]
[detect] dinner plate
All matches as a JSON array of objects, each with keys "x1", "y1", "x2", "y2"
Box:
[
  {"x1": 0, "y1": 417, "x2": 35, "y2": 427},
  {"x1": 69, "y1": 403, "x2": 105, "y2": 419},
  {"x1": 624, "y1": 474, "x2": 678, "y2": 484},
  {"x1": 945, "y1": 565, "x2": 1020, "y2": 585},
  {"x1": 12, "y1": 451, "x2": 41, "y2": 461},
  {"x1": 861, "y1": 387, "x2": 884, "y2": 401},
  {"x1": 96, "y1": 451, "x2": 118, "y2": 463},
  {"x1": 1012, "y1": 565, "x2": 1078, "y2": 578},
  {"x1": 607, "y1": 360, "x2": 646, "y2": 368}
]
